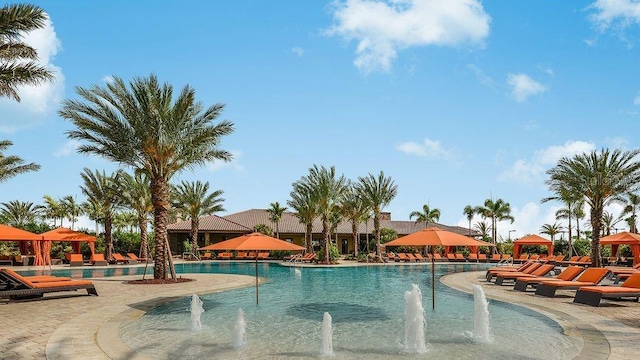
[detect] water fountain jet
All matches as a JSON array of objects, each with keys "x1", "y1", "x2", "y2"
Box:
[
  {"x1": 321, "y1": 312, "x2": 334, "y2": 356},
  {"x1": 232, "y1": 308, "x2": 247, "y2": 347},
  {"x1": 404, "y1": 284, "x2": 427, "y2": 353},
  {"x1": 473, "y1": 284, "x2": 492, "y2": 343},
  {"x1": 189, "y1": 294, "x2": 204, "y2": 331}
]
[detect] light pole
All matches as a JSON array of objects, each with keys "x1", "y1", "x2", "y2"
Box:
[{"x1": 508, "y1": 229, "x2": 516, "y2": 241}]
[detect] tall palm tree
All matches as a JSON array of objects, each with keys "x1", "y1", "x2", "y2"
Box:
[
  {"x1": 543, "y1": 185, "x2": 579, "y2": 256},
  {"x1": 62, "y1": 195, "x2": 82, "y2": 230},
  {"x1": 296, "y1": 165, "x2": 347, "y2": 264},
  {"x1": 81, "y1": 198, "x2": 103, "y2": 235},
  {"x1": 116, "y1": 171, "x2": 153, "y2": 259},
  {"x1": 0, "y1": 200, "x2": 39, "y2": 226},
  {"x1": 80, "y1": 168, "x2": 118, "y2": 260},
  {"x1": 463, "y1": 205, "x2": 475, "y2": 236},
  {"x1": 171, "y1": 180, "x2": 225, "y2": 259},
  {"x1": 409, "y1": 204, "x2": 441, "y2": 228},
  {"x1": 540, "y1": 222, "x2": 563, "y2": 241},
  {"x1": 0, "y1": 140, "x2": 40, "y2": 183},
  {"x1": 473, "y1": 221, "x2": 491, "y2": 241},
  {"x1": 546, "y1": 148, "x2": 640, "y2": 267},
  {"x1": 41, "y1": 195, "x2": 64, "y2": 227},
  {"x1": 622, "y1": 192, "x2": 640, "y2": 233},
  {"x1": 0, "y1": 4, "x2": 55, "y2": 102},
  {"x1": 59, "y1": 74, "x2": 234, "y2": 279},
  {"x1": 266, "y1": 202, "x2": 287, "y2": 239},
  {"x1": 288, "y1": 181, "x2": 317, "y2": 253},
  {"x1": 474, "y1": 198, "x2": 514, "y2": 246},
  {"x1": 340, "y1": 184, "x2": 369, "y2": 257},
  {"x1": 573, "y1": 200, "x2": 585, "y2": 241},
  {"x1": 356, "y1": 171, "x2": 398, "y2": 259}
]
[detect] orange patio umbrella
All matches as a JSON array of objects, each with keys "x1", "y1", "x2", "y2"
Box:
[
  {"x1": 600, "y1": 231, "x2": 640, "y2": 266},
  {"x1": 512, "y1": 234, "x2": 554, "y2": 259},
  {"x1": 384, "y1": 227, "x2": 495, "y2": 309},
  {"x1": 200, "y1": 232, "x2": 305, "y2": 304}
]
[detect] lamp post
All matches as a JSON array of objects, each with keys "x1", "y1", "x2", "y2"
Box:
[{"x1": 508, "y1": 229, "x2": 516, "y2": 241}]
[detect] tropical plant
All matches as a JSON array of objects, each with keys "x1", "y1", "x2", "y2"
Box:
[
  {"x1": 253, "y1": 223, "x2": 274, "y2": 236},
  {"x1": 409, "y1": 204, "x2": 441, "y2": 228},
  {"x1": 473, "y1": 221, "x2": 491, "y2": 241},
  {"x1": 539, "y1": 222, "x2": 563, "y2": 241},
  {"x1": 40, "y1": 195, "x2": 63, "y2": 226},
  {"x1": 356, "y1": 171, "x2": 398, "y2": 259},
  {"x1": 340, "y1": 184, "x2": 369, "y2": 257},
  {"x1": 288, "y1": 181, "x2": 317, "y2": 253},
  {"x1": 573, "y1": 200, "x2": 585, "y2": 241},
  {"x1": 116, "y1": 171, "x2": 153, "y2": 259},
  {"x1": 171, "y1": 180, "x2": 225, "y2": 258},
  {"x1": 266, "y1": 202, "x2": 287, "y2": 239},
  {"x1": 61, "y1": 195, "x2": 82, "y2": 230},
  {"x1": 0, "y1": 200, "x2": 40, "y2": 226},
  {"x1": 59, "y1": 74, "x2": 234, "y2": 279},
  {"x1": 621, "y1": 192, "x2": 640, "y2": 233},
  {"x1": 463, "y1": 205, "x2": 475, "y2": 236},
  {"x1": 0, "y1": 3, "x2": 54, "y2": 102},
  {"x1": 80, "y1": 168, "x2": 118, "y2": 260},
  {"x1": 543, "y1": 185, "x2": 580, "y2": 256},
  {"x1": 0, "y1": 140, "x2": 40, "y2": 183},
  {"x1": 81, "y1": 198, "x2": 103, "y2": 235},
  {"x1": 545, "y1": 148, "x2": 640, "y2": 267},
  {"x1": 474, "y1": 198, "x2": 514, "y2": 245}
]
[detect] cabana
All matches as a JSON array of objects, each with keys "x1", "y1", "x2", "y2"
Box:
[
  {"x1": 600, "y1": 232, "x2": 640, "y2": 266},
  {"x1": 513, "y1": 234, "x2": 553, "y2": 259},
  {"x1": 0, "y1": 225, "x2": 39, "y2": 265}
]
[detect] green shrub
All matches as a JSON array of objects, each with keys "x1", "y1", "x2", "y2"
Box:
[
  {"x1": 317, "y1": 243, "x2": 339, "y2": 263},
  {"x1": 573, "y1": 239, "x2": 591, "y2": 256}
]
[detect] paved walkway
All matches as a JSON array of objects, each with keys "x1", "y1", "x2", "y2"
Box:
[{"x1": 1, "y1": 263, "x2": 640, "y2": 359}]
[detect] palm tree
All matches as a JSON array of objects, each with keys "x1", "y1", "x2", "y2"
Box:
[
  {"x1": 573, "y1": 200, "x2": 585, "y2": 241},
  {"x1": 296, "y1": 165, "x2": 347, "y2": 264},
  {"x1": 622, "y1": 192, "x2": 640, "y2": 233},
  {"x1": 546, "y1": 148, "x2": 640, "y2": 267},
  {"x1": 0, "y1": 200, "x2": 39, "y2": 226},
  {"x1": 543, "y1": 185, "x2": 580, "y2": 256},
  {"x1": 116, "y1": 171, "x2": 153, "y2": 259},
  {"x1": 288, "y1": 181, "x2": 317, "y2": 253},
  {"x1": 463, "y1": 205, "x2": 475, "y2": 236},
  {"x1": 254, "y1": 223, "x2": 274, "y2": 236},
  {"x1": 0, "y1": 140, "x2": 40, "y2": 183},
  {"x1": 62, "y1": 195, "x2": 82, "y2": 230},
  {"x1": 41, "y1": 195, "x2": 64, "y2": 227},
  {"x1": 171, "y1": 180, "x2": 225, "y2": 259},
  {"x1": 266, "y1": 202, "x2": 287, "y2": 239},
  {"x1": 473, "y1": 221, "x2": 491, "y2": 241},
  {"x1": 409, "y1": 204, "x2": 441, "y2": 228},
  {"x1": 540, "y1": 222, "x2": 563, "y2": 241},
  {"x1": 474, "y1": 198, "x2": 514, "y2": 246},
  {"x1": 80, "y1": 168, "x2": 118, "y2": 260},
  {"x1": 0, "y1": 4, "x2": 55, "y2": 102},
  {"x1": 81, "y1": 198, "x2": 103, "y2": 235},
  {"x1": 356, "y1": 171, "x2": 398, "y2": 259},
  {"x1": 340, "y1": 184, "x2": 369, "y2": 257},
  {"x1": 59, "y1": 74, "x2": 234, "y2": 280}
]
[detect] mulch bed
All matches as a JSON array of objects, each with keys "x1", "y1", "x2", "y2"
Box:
[{"x1": 125, "y1": 278, "x2": 195, "y2": 285}]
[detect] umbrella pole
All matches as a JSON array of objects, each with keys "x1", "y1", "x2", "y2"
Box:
[
  {"x1": 255, "y1": 257, "x2": 259, "y2": 305},
  {"x1": 431, "y1": 246, "x2": 435, "y2": 310}
]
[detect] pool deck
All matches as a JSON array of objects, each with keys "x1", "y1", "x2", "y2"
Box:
[{"x1": 1, "y1": 261, "x2": 639, "y2": 359}]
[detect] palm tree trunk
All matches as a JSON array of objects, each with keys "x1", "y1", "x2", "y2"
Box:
[
  {"x1": 151, "y1": 177, "x2": 170, "y2": 279},
  {"x1": 190, "y1": 218, "x2": 199, "y2": 259},
  {"x1": 374, "y1": 213, "x2": 381, "y2": 258},
  {"x1": 590, "y1": 207, "x2": 603, "y2": 267},
  {"x1": 306, "y1": 222, "x2": 313, "y2": 253},
  {"x1": 323, "y1": 221, "x2": 330, "y2": 264},
  {"x1": 104, "y1": 213, "x2": 113, "y2": 260},
  {"x1": 567, "y1": 211, "x2": 573, "y2": 257},
  {"x1": 138, "y1": 215, "x2": 148, "y2": 259},
  {"x1": 352, "y1": 221, "x2": 358, "y2": 257}
]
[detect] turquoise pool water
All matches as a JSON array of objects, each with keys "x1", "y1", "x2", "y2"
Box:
[{"x1": 75, "y1": 262, "x2": 584, "y2": 360}]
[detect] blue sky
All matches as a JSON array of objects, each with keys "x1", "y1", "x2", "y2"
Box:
[{"x1": 1, "y1": 0, "x2": 639, "y2": 238}]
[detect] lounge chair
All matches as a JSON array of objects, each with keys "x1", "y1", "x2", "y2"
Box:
[
  {"x1": 514, "y1": 254, "x2": 529, "y2": 264},
  {"x1": 467, "y1": 253, "x2": 478, "y2": 262},
  {"x1": 0, "y1": 268, "x2": 98, "y2": 300},
  {"x1": 486, "y1": 261, "x2": 536, "y2": 281},
  {"x1": 235, "y1": 252, "x2": 248, "y2": 260},
  {"x1": 529, "y1": 254, "x2": 539, "y2": 261},
  {"x1": 247, "y1": 252, "x2": 257, "y2": 259},
  {"x1": 69, "y1": 254, "x2": 84, "y2": 267},
  {"x1": 558, "y1": 256, "x2": 581, "y2": 266},
  {"x1": 535, "y1": 268, "x2": 611, "y2": 297},
  {"x1": 413, "y1": 253, "x2": 426, "y2": 262},
  {"x1": 406, "y1": 253, "x2": 417, "y2": 262},
  {"x1": 385, "y1": 253, "x2": 397, "y2": 262},
  {"x1": 256, "y1": 252, "x2": 270, "y2": 260},
  {"x1": 513, "y1": 266, "x2": 585, "y2": 292},
  {"x1": 396, "y1": 253, "x2": 411, "y2": 262},
  {"x1": 446, "y1": 253, "x2": 456, "y2": 262},
  {"x1": 573, "y1": 273, "x2": 640, "y2": 306},
  {"x1": 433, "y1": 253, "x2": 446, "y2": 262},
  {"x1": 217, "y1": 252, "x2": 233, "y2": 260},
  {"x1": 302, "y1": 253, "x2": 316, "y2": 263},
  {"x1": 201, "y1": 252, "x2": 212, "y2": 260},
  {"x1": 568, "y1": 256, "x2": 591, "y2": 267},
  {"x1": 111, "y1": 253, "x2": 132, "y2": 265},
  {"x1": 127, "y1": 253, "x2": 146, "y2": 263},
  {"x1": 550, "y1": 254, "x2": 565, "y2": 265},
  {"x1": 488, "y1": 263, "x2": 543, "y2": 284},
  {"x1": 90, "y1": 254, "x2": 108, "y2": 266},
  {"x1": 489, "y1": 254, "x2": 501, "y2": 263},
  {"x1": 477, "y1": 254, "x2": 488, "y2": 263},
  {"x1": 455, "y1": 253, "x2": 466, "y2": 262},
  {"x1": 493, "y1": 264, "x2": 554, "y2": 286}
]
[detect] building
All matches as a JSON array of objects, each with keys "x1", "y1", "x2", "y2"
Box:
[{"x1": 167, "y1": 209, "x2": 479, "y2": 255}]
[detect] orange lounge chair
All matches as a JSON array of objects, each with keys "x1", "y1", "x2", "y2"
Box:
[
  {"x1": 385, "y1": 253, "x2": 397, "y2": 262},
  {"x1": 235, "y1": 252, "x2": 248, "y2": 260},
  {"x1": 467, "y1": 253, "x2": 478, "y2": 262},
  {"x1": 432, "y1": 253, "x2": 445, "y2": 262},
  {"x1": 0, "y1": 268, "x2": 98, "y2": 300},
  {"x1": 513, "y1": 266, "x2": 585, "y2": 292},
  {"x1": 127, "y1": 253, "x2": 145, "y2": 263},
  {"x1": 568, "y1": 256, "x2": 591, "y2": 266},
  {"x1": 550, "y1": 255, "x2": 565, "y2": 265},
  {"x1": 478, "y1": 254, "x2": 488, "y2": 262},
  {"x1": 455, "y1": 253, "x2": 466, "y2": 262},
  {"x1": 529, "y1": 254, "x2": 539, "y2": 261},
  {"x1": 559, "y1": 256, "x2": 581, "y2": 266},
  {"x1": 217, "y1": 252, "x2": 233, "y2": 260},
  {"x1": 90, "y1": 254, "x2": 108, "y2": 266},
  {"x1": 201, "y1": 252, "x2": 212, "y2": 260},
  {"x1": 302, "y1": 253, "x2": 316, "y2": 263},
  {"x1": 573, "y1": 273, "x2": 640, "y2": 306},
  {"x1": 489, "y1": 254, "x2": 501, "y2": 263},
  {"x1": 111, "y1": 253, "x2": 132, "y2": 264},
  {"x1": 396, "y1": 253, "x2": 410, "y2": 262},
  {"x1": 446, "y1": 253, "x2": 456, "y2": 262},
  {"x1": 69, "y1": 253, "x2": 84, "y2": 267},
  {"x1": 256, "y1": 252, "x2": 270, "y2": 260},
  {"x1": 489, "y1": 263, "x2": 543, "y2": 284},
  {"x1": 514, "y1": 254, "x2": 529, "y2": 264},
  {"x1": 535, "y1": 268, "x2": 611, "y2": 297},
  {"x1": 247, "y1": 252, "x2": 257, "y2": 259},
  {"x1": 493, "y1": 264, "x2": 554, "y2": 286},
  {"x1": 413, "y1": 253, "x2": 426, "y2": 262},
  {"x1": 406, "y1": 253, "x2": 417, "y2": 262},
  {"x1": 486, "y1": 261, "x2": 535, "y2": 281}
]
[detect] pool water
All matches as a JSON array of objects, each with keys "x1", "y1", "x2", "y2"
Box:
[{"x1": 104, "y1": 263, "x2": 581, "y2": 359}]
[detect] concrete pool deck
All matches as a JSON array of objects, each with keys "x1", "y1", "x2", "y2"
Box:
[{"x1": 1, "y1": 262, "x2": 639, "y2": 359}]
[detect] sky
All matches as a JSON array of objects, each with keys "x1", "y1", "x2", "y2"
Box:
[{"x1": 1, "y1": 0, "x2": 640, "y2": 239}]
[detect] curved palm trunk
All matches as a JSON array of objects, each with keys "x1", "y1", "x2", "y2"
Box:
[
  {"x1": 352, "y1": 221, "x2": 358, "y2": 257},
  {"x1": 323, "y1": 221, "x2": 330, "y2": 264},
  {"x1": 190, "y1": 218, "x2": 199, "y2": 259},
  {"x1": 276, "y1": 222, "x2": 280, "y2": 239},
  {"x1": 152, "y1": 178, "x2": 170, "y2": 279},
  {"x1": 104, "y1": 213, "x2": 114, "y2": 260},
  {"x1": 138, "y1": 215, "x2": 148, "y2": 259},
  {"x1": 567, "y1": 210, "x2": 573, "y2": 257},
  {"x1": 590, "y1": 207, "x2": 603, "y2": 267},
  {"x1": 374, "y1": 213, "x2": 381, "y2": 258},
  {"x1": 305, "y1": 222, "x2": 313, "y2": 253}
]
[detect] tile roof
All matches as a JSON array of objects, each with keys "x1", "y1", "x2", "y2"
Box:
[{"x1": 168, "y1": 208, "x2": 481, "y2": 237}]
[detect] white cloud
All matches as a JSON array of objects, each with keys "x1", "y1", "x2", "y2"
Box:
[
  {"x1": 604, "y1": 136, "x2": 629, "y2": 149},
  {"x1": 466, "y1": 64, "x2": 496, "y2": 88},
  {"x1": 396, "y1": 138, "x2": 458, "y2": 160},
  {"x1": 207, "y1": 150, "x2": 244, "y2": 172},
  {"x1": 634, "y1": 93, "x2": 640, "y2": 105},
  {"x1": 506, "y1": 73, "x2": 547, "y2": 102},
  {"x1": 326, "y1": 0, "x2": 491, "y2": 74},
  {"x1": 0, "y1": 16, "x2": 64, "y2": 133},
  {"x1": 102, "y1": 75, "x2": 115, "y2": 84},
  {"x1": 291, "y1": 47, "x2": 304, "y2": 57},
  {"x1": 499, "y1": 140, "x2": 596, "y2": 185},
  {"x1": 53, "y1": 140, "x2": 80, "y2": 157},
  {"x1": 588, "y1": 0, "x2": 640, "y2": 31}
]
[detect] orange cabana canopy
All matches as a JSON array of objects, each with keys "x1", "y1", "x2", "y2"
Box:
[
  {"x1": 0, "y1": 224, "x2": 39, "y2": 241},
  {"x1": 513, "y1": 234, "x2": 554, "y2": 259},
  {"x1": 600, "y1": 231, "x2": 640, "y2": 266},
  {"x1": 35, "y1": 227, "x2": 97, "y2": 266},
  {"x1": 199, "y1": 232, "x2": 305, "y2": 252}
]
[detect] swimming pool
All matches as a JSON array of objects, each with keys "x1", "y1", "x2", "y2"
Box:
[{"x1": 89, "y1": 262, "x2": 582, "y2": 360}]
